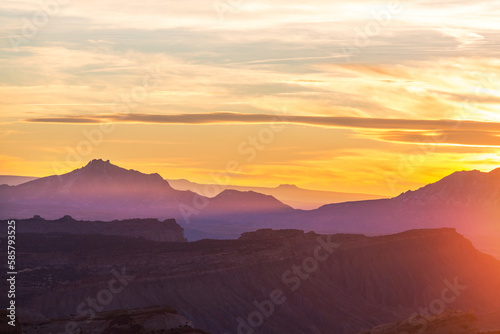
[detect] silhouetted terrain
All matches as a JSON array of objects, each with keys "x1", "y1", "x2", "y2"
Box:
[
  {"x1": 1, "y1": 160, "x2": 499, "y2": 259},
  {"x1": 168, "y1": 179, "x2": 382, "y2": 209},
  {"x1": 357, "y1": 310, "x2": 500, "y2": 334},
  {"x1": 0, "y1": 159, "x2": 291, "y2": 222},
  {"x1": 10, "y1": 215, "x2": 186, "y2": 242},
  {"x1": 18, "y1": 306, "x2": 210, "y2": 334},
  {"x1": 0, "y1": 175, "x2": 38, "y2": 186},
  {"x1": 7, "y1": 227, "x2": 500, "y2": 333}
]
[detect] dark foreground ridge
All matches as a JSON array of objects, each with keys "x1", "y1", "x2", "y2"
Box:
[
  {"x1": 357, "y1": 310, "x2": 500, "y2": 334},
  {"x1": 5, "y1": 227, "x2": 500, "y2": 333},
  {"x1": 2, "y1": 306, "x2": 210, "y2": 334},
  {"x1": 4, "y1": 215, "x2": 187, "y2": 242}
]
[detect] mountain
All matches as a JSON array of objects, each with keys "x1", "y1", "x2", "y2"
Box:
[
  {"x1": 17, "y1": 306, "x2": 210, "y2": 334},
  {"x1": 0, "y1": 175, "x2": 38, "y2": 186},
  {"x1": 0, "y1": 159, "x2": 290, "y2": 223},
  {"x1": 8, "y1": 215, "x2": 187, "y2": 242},
  {"x1": 205, "y1": 189, "x2": 293, "y2": 214},
  {"x1": 0, "y1": 159, "x2": 187, "y2": 220},
  {"x1": 168, "y1": 179, "x2": 383, "y2": 209},
  {"x1": 1, "y1": 160, "x2": 499, "y2": 258},
  {"x1": 291, "y1": 168, "x2": 500, "y2": 257},
  {"x1": 183, "y1": 168, "x2": 500, "y2": 257},
  {"x1": 395, "y1": 168, "x2": 500, "y2": 206},
  {"x1": 11, "y1": 228, "x2": 500, "y2": 333},
  {"x1": 357, "y1": 310, "x2": 495, "y2": 334}
]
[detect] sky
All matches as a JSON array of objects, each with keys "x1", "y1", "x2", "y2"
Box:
[{"x1": 1, "y1": 0, "x2": 500, "y2": 196}]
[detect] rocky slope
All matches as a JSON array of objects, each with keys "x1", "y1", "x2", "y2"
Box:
[
  {"x1": 2, "y1": 160, "x2": 499, "y2": 261},
  {"x1": 0, "y1": 159, "x2": 290, "y2": 222},
  {"x1": 18, "y1": 306, "x2": 210, "y2": 334},
  {"x1": 9, "y1": 228, "x2": 500, "y2": 334},
  {"x1": 7, "y1": 215, "x2": 187, "y2": 242},
  {"x1": 357, "y1": 310, "x2": 500, "y2": 334}
]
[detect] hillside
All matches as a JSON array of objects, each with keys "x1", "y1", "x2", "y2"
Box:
[{"x1": 11, "y1": 228, "x2": 500, "y2": 334}]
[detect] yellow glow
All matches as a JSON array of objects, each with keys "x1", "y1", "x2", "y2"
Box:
[{"x1": 1, "y1": 1, "x2": 500, "y2": 196}]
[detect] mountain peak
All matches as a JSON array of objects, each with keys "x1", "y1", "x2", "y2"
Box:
[
  {"x1": 78, "y1": 160, "x2": 163, "y2": 182},
  {"x1": 210, "y1": 189, "x2": 292, "y2": 213},
  {"x1": 277, "y1": 184, "x2": 300, "y2": 189},
  {"x1": 77, "y1": 159, "x2": 132, "y2": 178},
  {"x1": 395, "y1": 168, "x2": 500, "y2": 205},
  {"x1": 86, "y1": 159, "x2": 111, "y2": 166}
]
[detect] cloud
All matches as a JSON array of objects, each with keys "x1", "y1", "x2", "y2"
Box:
[
  {"x1": 376, "y1": 130, "x2": 500, "y2": 147},
  {"x1": 27, "y1": 117, "x2": 103, "y2": 123},
  {"x1": 25, "y1": 112, "x2": 500, "y2": 131}
]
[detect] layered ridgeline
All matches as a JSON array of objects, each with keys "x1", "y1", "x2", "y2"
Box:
[
  {"x1": 305, "y1": 168, "x2": 500, "y2": 236},
  {"x1": 0, "y1": 159, "x2": 292, "y2": 222},
  {"x1": 357, "y1": 310, "x2": 500, "y2": 334},
  {"x1": 2, "y1": 307, "x2": 209, "y2": 334},
  {"x1": 281, "y1": 168, "x2": 500, "y2": 258},
  {"x1": 1, "y1": 160, "x2": 499, "y2": 257},
  {"x1": 7, "y1": 215, "x2": 187, "y2": 242},
  {"x1": 167, "y1": 179, "x2": 382, "y2": 210},
  {"x1": 10, "y1": 228, "x2": 500, "y2": 334}
]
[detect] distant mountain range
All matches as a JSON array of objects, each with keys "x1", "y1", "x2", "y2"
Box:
[
  {"x1": 0, "y1": 170, "x2": 383, "y2": 210},
  {"x1": 168, "y1": 179, "x2": 382, "y2": 209},
  {"x1": 1, "y1": 159, "x2": 499, "y2": 258},
  {"x1": 0, "y1": 159, "x2": 290, "y2": 222},
  {"x1": 0, "y1": 175, "x2": 38, "y2": 186}
]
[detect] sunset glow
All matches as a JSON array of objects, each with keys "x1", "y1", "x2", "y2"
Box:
[{"x1": 1, "y1": 0, "x2": 500, "y2": 195}]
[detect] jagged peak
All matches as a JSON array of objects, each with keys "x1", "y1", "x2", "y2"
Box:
[
  {"x1": 86, "y1": 158, "x2": 111, "y2": 166},
  {"x1": 76, "y1": 160, "x2": 165, "y2": 181}
]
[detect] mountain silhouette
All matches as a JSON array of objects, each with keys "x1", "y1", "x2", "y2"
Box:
[
  {"x1": 167, "y1": 178, "x2": 382, "y2": 209},
  {"x1": 0, "y1": 159, "x2": 291, "y2": 222},
  {"x1": 1, "y1": 160, "x2": 499, "y2": 257}
]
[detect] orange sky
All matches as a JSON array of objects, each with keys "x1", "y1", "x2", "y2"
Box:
[{"x1": 1, "y1": 0, "x2": 500, "y2": 196}]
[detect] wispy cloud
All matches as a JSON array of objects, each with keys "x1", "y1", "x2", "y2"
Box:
[
  {"x1": 25, "y1": 112, "x2": 500, "y2": 132},
  {"x1": 2, "y1": 0, "x2": 500, "y2": 194}
]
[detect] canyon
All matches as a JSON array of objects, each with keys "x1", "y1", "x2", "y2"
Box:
[{"x1": 4, "y1": 224, "x2": 500, "y2": 334}]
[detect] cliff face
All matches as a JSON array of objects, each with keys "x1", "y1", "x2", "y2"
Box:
[
  {"x1": 357, "y1": 310, "x2": 479, "y2": 334},
  {"x1": 9, "y1": 215, "x2": 187, "y2": 242},
  {"x1": 11, "y1": 228, "x2": 500, "y2": 334},
  {"x1": 357, "y1": 309, "x2": 500, "y2": 334},
  {"x1": 19, "y1": 306, "x2": 210, "y2": 334}
]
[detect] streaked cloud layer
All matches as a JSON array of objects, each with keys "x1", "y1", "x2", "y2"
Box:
[{"x1": 1, "y1": 0, "x2": 500, "y2": 195}]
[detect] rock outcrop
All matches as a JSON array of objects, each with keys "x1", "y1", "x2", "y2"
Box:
[
  {"x1": 19, "y1": 306, "x2": 210, "y2": 334},
  {"x1": 357, "y1": 310, "x2": 479, "y2": 334},
  {"x1": 9, "y1": 228, "x2": 500, "y2": 334},
  {"x1": 9, "y1": 215, "x2": 187, "y2": 242}
]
